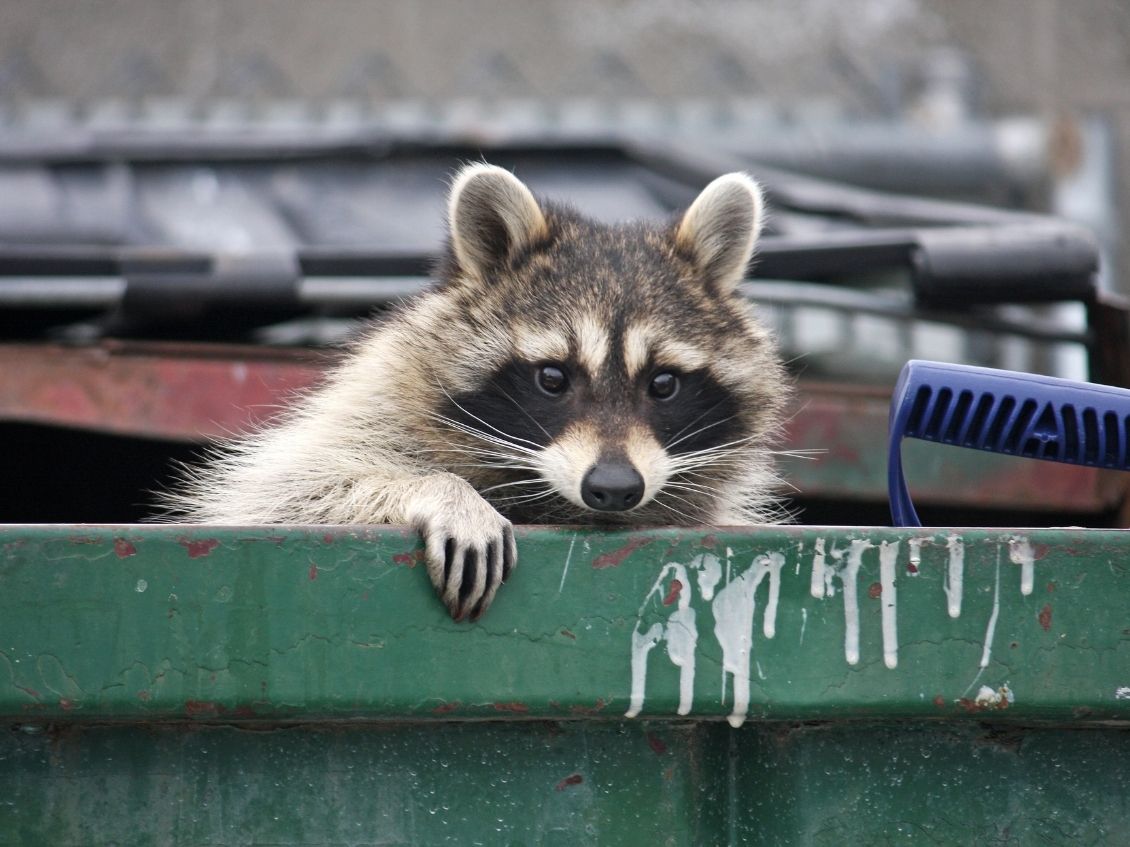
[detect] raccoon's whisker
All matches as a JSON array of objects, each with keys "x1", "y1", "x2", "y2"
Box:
[
  {"x1": 656, "y1": 488, "x2": 703, "y2": 510},
  {"x1": 664, "y1": 414, "x2": 740, "y2": 453},
  {"x1": 671, "y1": 431, "x2": 761, "y2": 458},
  {"x1": 415, "y1": 443, "x2": 542, "y2": 471},
  {"x1": 666, "y1": 434, "x2": 767, "y2": 469},
  {"x1": 430, "y1": 383, "x2": 545, "y2": 452},
  {"x1": 665, "y1": 479, "x2": 721, "y2": 497},
  {"x1": 662, "y1": 399, "x2": 728, "y2": 450},
  {"x1": 650, "y1": 496, "x2": 699, "y2": 525},
  {"x1": 429, "y1": 413, "x2": 541, "y2": 456},
  {"x1": 488, "y1": 380, "x2": 552, "y2": 441},
  {"x1": 478, "y1": 478, "x2": 549, "y2": 494},
  {"x1": 491, "y1": 488, "x2": 557, "y2": 506},
  {"x1": 667, "y1": 452, "x2": 742, "y2": 472},
  {"x1": 437, "y1": 448, "x2": 541, "y2": 467},
  {"x1": 442, "y1": 464, "x2": 544, "y2": 479},
  {"x1": 767, "y1": 448, "x2": 826, "y2": 461}
]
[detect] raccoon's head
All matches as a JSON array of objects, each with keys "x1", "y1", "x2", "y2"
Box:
[{"x1": 425, "y1": 163, "x2": 788, "y2": 525}]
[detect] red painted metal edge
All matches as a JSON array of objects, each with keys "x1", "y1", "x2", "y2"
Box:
[{"x1": 0, "y1": 342, "x2": 1120, "y2": 513}]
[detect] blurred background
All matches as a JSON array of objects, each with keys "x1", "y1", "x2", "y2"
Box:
[
  {"x1": 1, "y1": 0, "x2": 1128, "y2": 526},
  {"x1": 0, "y1": 0, "x2": 1124, "y2": 261}
]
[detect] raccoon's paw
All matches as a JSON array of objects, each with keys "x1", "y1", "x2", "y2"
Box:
[{"x1": 414, "y1": 489, "x2": 517, "y2": 622}]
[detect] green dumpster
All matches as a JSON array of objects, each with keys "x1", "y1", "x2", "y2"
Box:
[{"x1": 1, "y1": 525, "x2": 1128, "y2": 844}]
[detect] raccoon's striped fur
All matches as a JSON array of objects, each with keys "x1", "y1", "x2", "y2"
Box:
[{"x1": 164, "y1": 164, "x2": 791, "y2": 620}]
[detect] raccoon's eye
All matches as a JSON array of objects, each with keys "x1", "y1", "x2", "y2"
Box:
[
  {"x1": 649, "y1": 372, "x2": 680, "y2": 400},
  {"x1": 536, "y1": 364, "x2": 569, "y2": 396}
]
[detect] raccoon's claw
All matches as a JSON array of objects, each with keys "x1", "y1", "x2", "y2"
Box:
[{"x1": 421, "y1": 509, "x2": 517, "y2": 622}]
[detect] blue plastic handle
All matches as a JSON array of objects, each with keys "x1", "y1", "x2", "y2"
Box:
[{"x1": 888, "y1": 360, "x2": 1130, "y2": 526}]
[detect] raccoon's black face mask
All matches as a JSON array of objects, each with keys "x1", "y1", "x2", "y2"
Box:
[{"x1": 434, "y1": 164, "x2": 788, "y2": 523}]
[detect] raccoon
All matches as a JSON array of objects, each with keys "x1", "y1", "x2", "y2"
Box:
[{"x1": 165, "y1": 164, "x2": 790, "y2": 621}]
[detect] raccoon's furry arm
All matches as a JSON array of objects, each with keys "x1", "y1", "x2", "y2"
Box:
[
  {"x1": 343, "y1": 471, "x2": 517, "y2": 621},
  {"x1": 169, "y1": 429, "x2": 517, "y2": 621}
]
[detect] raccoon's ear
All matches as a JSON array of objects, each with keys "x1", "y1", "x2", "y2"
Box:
[
  {"x1": 448, "y1": 164, "x2": 548, "y2": 281},
  {"x1": 675, "y1": 172, "x2": 764, "y2": 295}
]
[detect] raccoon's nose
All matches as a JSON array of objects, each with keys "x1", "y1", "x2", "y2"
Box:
[{"x1": 581, "y1": 462, "x2": 645, "y2": 512}]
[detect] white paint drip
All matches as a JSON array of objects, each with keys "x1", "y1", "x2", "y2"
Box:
[
  {"x1": 842, "y1": 540, "x2": 872, "y2": 666},
  {"x1": 799, "y1": 608, "x2": 808, "y2": 646},
  {"x1": 825, "y1": 545, "x2": 841, "y2": 597},
  {"x1": 693, "y1": 553, "x2": 722, "y2": 601},
  {"x1": 558, "y1": 533, "x2": 577, "y2": 593},
  {"x1": 980, "y1": 550, "x2": 1001, "y2": 670},
  {"x1": 944, "y1": 535, "x2": 964, "y2": 618},
  {"x1": 712, "y1": 553, "x2": 784, "y2": 729},
  {"x1": 963, "y1": 548, "x2": 1003, "y2": 698},
  {"x1": 625, "y1": 563, "x2": 698, "y2": 718},
  {"x1": 626, "y1": 623, "x2": 663, "y2": 719},
  {"x1": 713, "y1": 564, "x2": 759, "y2": 728},
  {"x1": 879, "y1": 541, "x2": 899, "y2": 669},
  {"x1": 761, "y1": 553, "x2": 785, "y2": 638},
  {"x1": 665, "y1": 605, "x2": 697, "y2": 716},
  {"x1": 907, "y1": 537, "x2": 923, "y2": 575},
  {"x1": 810, "y1": 537, "x2": 827, "y2": 598},
  {"x1": 1115, "y1": 687, "x2": 1130, "y2": 700},
  {"x1": 1009, "y1": 537, "x2": 1035, "y2": 596}
]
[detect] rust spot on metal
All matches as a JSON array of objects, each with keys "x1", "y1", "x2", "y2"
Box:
[
  {"x1": 1031, "y1": 543, "x2": 1051, "y2": 560},
  {"x1": 569, "y1": 699, "x2": 607, "y2": 716},
  {"x1": 867, "y1": 581, "x2": 882, "y2": 599},
  {"x1": 933, "y1": 695, "x2": 946, "y2": 708},
  {"x1": 592, "y1": 536, "x2": 654, "y2": 569},
  {"x1": 137, "y1": 690, "x2": 151, "y2": 702},
  {"x1": 58, "y1": 698, "x2": 76, "y2": 712},
  {"x1": 492, "y1": 701, "x2": 530, "y2": 714},
  {"x1": 392, "y1": 549, "x2": 425, "y2": 567},
  {"x1": 646, "y1": 733, "x2": 668, "y2": 755},
  {"x1": 906, "y1": 562, "x2": 919, "y2": 575},
  {"x1": 178, "y1": 537, "x2": 219, "y2": 559},
  {"x1": 958, "y1": 694, "x2": 1011, "y2": 714},
  {"x1": 113, "y1": 538, "x2": 137, "y2": 558},
  {"x1": 1047, "y1": 581, "x2": 1056, "y2": 593},
  {"x1": 68, "y1": 535, "x2": 100, "y2": 545},
  {"x1": 432, "y1": 701, "x2": 461, "y2": 715},
  {"x1": 701, "y1": 534, "x2": 717, "y2": 549},
  {"x1": 308, "y1": 563, "x2": 318, "y2": 581},
  {"x1": 560, "y1": 628, "x2": 577, "y2": 640},
  {"x1": 15, "y1": 685, "x2": 41, "y2": 700},
  {"x1": 554, "y1": 773, "x2": 584, "y2": 791},
  {"x1": 662, "y1": 579, "x2": 683, "y2": 606},
  {"x1": 1038, "y1": 604, "x2": 1053, "y2": 632},
  {"x1": 323, "y1": 533, "x2": 335, "y2": 544},
  {"x1": 184, "y1": 700, "x2": 219, "y2": 717}
]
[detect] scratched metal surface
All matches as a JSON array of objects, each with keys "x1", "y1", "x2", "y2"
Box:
[
  {"x1": 1, "y1": 526, "x2": 1128, "y2": 723},
  {"x1": 2, "y1": 723, "x2": 1129, "y2": 846},
  {"x1": 2, "y1": 526, "x2": 1130, "y2": 845}
]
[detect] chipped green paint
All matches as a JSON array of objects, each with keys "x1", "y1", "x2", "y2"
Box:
[
  {"x1": 1, "y1": 525, "x2": 1129, "y2": 723},
  {"x1": 3, "y1": 525, "x2": 1130, "y2": 845}
]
